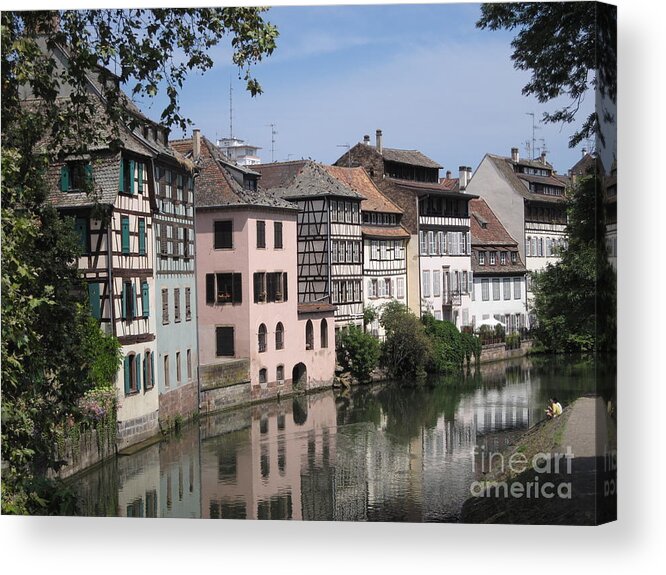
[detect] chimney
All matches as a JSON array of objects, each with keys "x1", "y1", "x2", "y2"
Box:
[
  {"x1": 511, "y1": 147, "x2": 519, "y2": 162},
  {"x1": 376, "y1": 129, "x2": 383, "y2": 154},
  {"x1": 466, "y1": 166, "x2": 473, "y2": 183},
  {"x1": 540, "y1": 152, "x2": 547, "y2": 165},
  {"x1": 446, "y1": 170, "x2": 451, "y2": 179},
  {"x1": 582, "y1": 147, "x2": 587, "y2": 158},
  {"x1": 193, "y1": 129, "x2": 201, "y2": 161},
  {"x1": 363, "y1": 134, "x2": 370, "y2": 145},
  {"x1": 459, "y1": 166, "x2": 468, "y2": 190}
]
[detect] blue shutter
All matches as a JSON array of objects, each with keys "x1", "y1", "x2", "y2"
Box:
[
  {"x1": 60, "y1": 165, "x2": 70, "y2": 191},
  {"x1": 128, "y1": 160, "x2": 136, "y2": 194},
  {"x1": 121, "y1": 216, "x2": 130, "y2": 254},
  {"x1": 88, "y1": 283, "x2": 101, "y2": 320},
  {"x1": 138, "y1": 219, "x2": 146, "y2": 255},
  {"x1": 123, "y1": 356, "x2": 131, "y2": 395},
  {"x1": 135, "y1": 353, "x2": 142, "y2": 392},
  {"x1": 118, "y1": 158, "x2": 125, "y2": 193},
  {"x1": 141, "y1": 281, "x2": 149, "y2": 318}
]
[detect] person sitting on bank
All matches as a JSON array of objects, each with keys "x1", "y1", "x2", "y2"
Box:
[{"x1": 546, "y1": 397, "x2": 563, "y2": 418}]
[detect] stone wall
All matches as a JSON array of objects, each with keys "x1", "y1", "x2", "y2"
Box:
[
  {"x1": 116, "y1": 409, "x2": 159, "y2": 450},
  {"x1": 159, "y1": 380, "x2": 198, "y2": 427},
  {"x1": 480, "y1": 340, "x2": 533, "y2": 364},
  {"x1": 54, "y1": 428, "x2": 116, "y2": 479}
]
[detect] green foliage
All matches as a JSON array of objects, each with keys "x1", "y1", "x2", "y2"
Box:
[
  {"x1": 531, "y1": 173, "x2": 616, "y2": 353},
  {"x1": 461, "y1": 331, "x2": 482, "y2": 368},
  {"x1": 380, "y1": 302, "x2": 432, "y2": 382},
  {"x1": 336, "y1": 325, "x2": 380, "y2": 383},
  {"x1": 477, "y1": 2, "x2": 616, "y2": 148},
  {"x1": 423, "y1": 314, "x2": 465, "y2": 373},
  {"x1": 505, "y1": 333, "x2": 521, "y2": 350},
  {"x1": 2, "y1": 9, "x2": 276, "y2": 514}
]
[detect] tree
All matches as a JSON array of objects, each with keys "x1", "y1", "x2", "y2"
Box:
[
  {"x1": 380, "y1": 302, "x2": 433, "y2": 382},
  {"x1": 336, "y1": 326, "x2": 380, "y2": 384},
  {"x1": 531, "y1": 170, "x2": 616, "y2": 353},
  {"x1": 1, "y1": 9, "x2": 277, "y2": 514},
  {"x1": 477, "y1": 2, "x2": 616, "y2": 148}
]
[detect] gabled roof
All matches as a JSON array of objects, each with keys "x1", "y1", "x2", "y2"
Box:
[
  {"x1": 389, "y1": 177, "x2": 476, "y2": 199},
  {"x1": 485, "y1": 154, "x2": 566, "y2": 204},
  {"x1": 254, "y1": 161, "x2": 364, "y2": 200},
  {"x1": 439, "y1": 177, "x2": 460, "y2": 192},
  {"x1": 469, "y1": 198, "x2": 520, "y2": 247},
  {"x1": 324, "y1": 166, "x2": 402, "y2": 214},
  {"x1": 173, "y1": 136, "x2": 296, "y2": 211},
  {"x1": 381, "y1": 147, "x2": 442, "y2": 169}
]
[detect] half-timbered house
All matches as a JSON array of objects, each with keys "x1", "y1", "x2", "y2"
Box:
[
  {"x1": 172, "y1": 134, "x2": 336, "y2": 412},
  {"x1": 253, "y1": 161, "x2": 365, "y2": 329},
  {"x1": 324, "y1": 166, "x2": 409, "y2": 337}
]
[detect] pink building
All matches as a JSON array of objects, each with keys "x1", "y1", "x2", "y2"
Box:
[{"x1": 172, "y1": 133, "x2": 335, "y2": 412}]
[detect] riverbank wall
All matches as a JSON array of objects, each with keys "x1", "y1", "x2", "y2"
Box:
[{"x1": 479, "y1": 339, "x2": 532, "y2": 364}]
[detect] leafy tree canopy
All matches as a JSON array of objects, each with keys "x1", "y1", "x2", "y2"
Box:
[{"x1": 477, "y1": 2, "x2": 616, "y2": 148}]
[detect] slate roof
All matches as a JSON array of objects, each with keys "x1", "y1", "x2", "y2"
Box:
[
  {"x1": 173, "y1": 137, "x2": 297, "y2": 211},
  {"x1": 324, "y1": 166, "x2": 402, "y2": 214},
  {"x1": 486, "y1": 154, "x2": 567, "y2": 205},
  {"x1": 389, "y1": 178, "x2": 477, "y2": 199},
  {"x1": 254, "y1": 161, "x2": 364, "y2": 200},
  {"x1": 382, "y1": 147, "x2": 442, "y2": 169}
]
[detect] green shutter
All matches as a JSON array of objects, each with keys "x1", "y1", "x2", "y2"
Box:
[
  {"x1": 128, "y1": 160, "x2": 136, "y2": 194},
  {"x1": 138, "y1": 219, "x2": 146, "y2": 255},
  {"x1": 141, "y1": 281, "x2": 149, "y2": 318},
  {"x1": 74, "y1": 217, "x2": 88, "y2": 253},
  {"x1": 119, "y1": 158, "x2": 125, "y2": 193},
  {"x1": 121, "y1": 216, "x2": 130, "y2": 254},
  {"x1": 84, "y1": 163, "x2": 93, "y2": 187},
  {"x1": 88, "y1": 283, "x2": 101, "y2": 320},
  {"x1": 131, "y1": 282, "x2": 137, "y2": 319},
  {"x1": 124, "y1": 356, "x2": 131, "y2": 395},
  {"x1": 135, "y1": 353, "x2": 142, "y2": 392},
  {"x1": 121, "y1": 282, "x2": 127, "y2": 320},
  {"x1": 137, "y1": 163, "x2": 143, "y2": 194},
  {"x1": 60, "y1": 165, "x2": 70, "y2": 191},
  {"x1": 150, "y1": 352, "x2": 155, "y2": 388}
]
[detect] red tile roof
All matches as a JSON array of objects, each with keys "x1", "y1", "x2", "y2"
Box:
[
  {"x1": 324, "y1": 166, "x2": 403, "y2": 214},
  {"x1": 361, "y1": 225, "x2": 411, "y2": 239}
]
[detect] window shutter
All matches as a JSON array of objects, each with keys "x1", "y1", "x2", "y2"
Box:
[
  {"x1": 254, "y1": 273, "x2": 262, "y2": 303},
  {"x1": 118, "y1": 158, "x2": 125, "y2": 193},
  {"x1": 283, "y1": 273, "x2": 288, "y2": 302},
  {"x1": 59, "y1": 165, "x2": 69, "y2": 192},
  {"x1": 121, "y1": 216, "x2": 130, "y2": 254},
  {"x1": 88, "y1": 283, "x2": 101, "y2": 319},
  {"x1": 124, "y1": 356, "x2": 131, "y2": 395},
  {"x1": 151, "y1": 352, "x2": 155, "y2": 387},
  {"x1": 233, "y1": 273, "x2": 242, "y2": 303},
  {"x1": 128, "y1": 160, "x2": 135, "y2": 194},
  {"x1": 74, "y1": 217, "x2": 88, "y2": 253},
  {"x1": 206, "y1": 274, "x2": 215, "y2": 304},
  {"x1": 84, "y1": 163, "x2": 93, "y2": 187},
  {"x1": 141, "y1": 281, "x2": 149, "y2": 318},
  {"x1": 138, "y1": 219, "x2": 146, "y2": 255},
  {"x1": 131, "y1": 282, "x2": 137, "y2": 319},
  {"x1": 137, "y1": 163, "x2": 143, "y2": 194},
  {"x1": 135, "y1": 353, "x2": 142, "y2": 392},
  {"x1": 121, "y1": 282, "x2": 128, "y2": 320}
]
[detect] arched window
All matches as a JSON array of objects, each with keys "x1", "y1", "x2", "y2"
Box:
[
  {"x1": 275, "y1": 322, "x2": 284, "y2": 350},
  {"x1": 305, "y1": 320, "x2": 314, "y2": 350},
  {"x1": 320, "y1": 318, "x2": 328, "y2": 349},
  {"x1": 259, "y1": 368, "x2": 267, "y2": 384},
  {"x1": 276, "y1": 365, "x2": 284, "y2": 385},
  {"x1": 258, "y1": 323, "x2": 267, "y2": 353}
]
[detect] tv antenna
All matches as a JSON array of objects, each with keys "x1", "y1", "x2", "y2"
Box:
[
  {"x1": 229, "y1": 77, "x2": 233, "y2": 139},
  {"x1": 538, "y1": 138, "x2": 549, "y2": 159},
  {"x1": 526, "y1": 112, "x2": 540, "y2": 160},
  {"x1": 337, "y1": 144, "x2": 351, "y2": 167},
  {"x1": 266, "y1": 123, "x2": 277, "y2": 162}
]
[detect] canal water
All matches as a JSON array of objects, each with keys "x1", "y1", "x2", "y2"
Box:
[{"x1": 72, "y1": 355, "x2": 615, "y2": 522}]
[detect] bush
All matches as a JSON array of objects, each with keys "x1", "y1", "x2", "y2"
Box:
[
  {"x1": 422, "y1": 314, "x2": 465, "y2": 373},
  {"x1": 336, "y1": 325, "x2": 380, "y2": 383}
]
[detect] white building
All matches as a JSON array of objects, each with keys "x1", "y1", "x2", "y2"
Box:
[{"x1": 216, "y1": 136, "x2": 262, "y2": 166}]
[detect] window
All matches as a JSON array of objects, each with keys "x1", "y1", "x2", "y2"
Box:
[
  {"x1": 500, "y1": 251, "x2": 506, "y2": 265},
  {"x1": 384, "y1": 278, "x2": 392, "y2": 298},
  {"x1": 60, "y1": 161, "x2": 93, "y2": 192},
  {"x1": 138, "y1": 218, "x2": 146, "y2": 255},
  {"x1": 216, "y1": 326, "x2": 235, "y2": 357},
  {"x1": 121, "y1": 216, "x2": 130, "y2": 254},
  {"x1": 370, "y1": 279, "x2": 378, "y2": 298},
  {"x1": 160, "y1": 223, "x2": 168, "y2": 255},
  {"x1": 433, "y1": 271, "x2": 441, "y2": 297},
  {"x1": 187, "y1": 349, "x2": 192, "y2": 380},
  {"x1": 120, "y1": 158, "x2": 135, "y2": 195},
  {"x1": 185, "y1": 288, "x2": 192, "y2": 321},
  {"x1": 481, "y1": 279, "x2": 490, "y2": 301},
  {"x1": 258, "y1": 324, "x2": 267, "y2": 353},
  {"x1": 352, "y1": 241, "x2": 360, "y2": 263},
  {"x1": 144, "y1": 350, "x2": 155, "y2": 390},
  {"x1": 511, "y1": 251, "x2": 517, "y2": 264},
  {"x1": 88, "y1": 283, "x2": 101, "y2": 319},
  {"x1": 331, "y1": 241, "x2": 338, "y2": 263},
  {"x1": 254, "y1": 272, "x2": 288, "y2": 303},
  {"x1": 275, "y1": 322, "x2": 284, "y2": 350},
  {"x1": 320, "y1": 319, "x2": 328, "y2": 348},
  {"x1": 162, "y1": 288, "x2": 169, "y2": 324},
  {"x1": 122, "y1": 281, "x2": 136, "y2": 320},
  {"x1": 428, "y1": 231, "x2": 436, "y2": 255},
  {"x1": 163, "y1": 355, "x2": 170, "y2": 388},
  {"x1": 257, "y1": 220, "x2": 266, "y2": 249},
  {"x1": 173, "y1": 288, "x2": 181, "y2": 322},
  {"x1": 214, "y1": 221, "x2": 233, "y2": 249},
  {"x1": 478, "y1": 251, "x2": 485, "y2": 265},
  {"x1": 206, "y1": 273, "x2": 242, "y2": 304},
  {"x1": 277, "y1": 365, "x2": 285, "y2": 385},
  {"x1": 371, "y1": 241, "x2": 379, "y2": 260},
  {"x1": 490, "y1": 251, "x2": 497, "y2": 265},
  {"x1": 183, "y1": 227, "x2": 190, "y2": 258},
  {"x1": 305, "y1": 320, "x2": 314, "y2": 350},
  {"x1": 514, "y1": 278, "x2": 522, "y2": 299},
  {"x1": 462, "y1": 271, "x2": 468, "y2": 294},
  {"x1": 422, "y1": 271, "x2": 431, "y2": 298},
  {"x1": 526, "y1": 237, "x2": 531, "y2": 257},
  {"x1": 397, "y1": 278, "x2": 405, "y2": 299},
  {"x1": 274, "y1": 222, "x2": 283, "y2": 249},
  {"x1": 419, "y1": 231, "x2": 427, "y2": 255},
  {"x1": 176, "y1": 352, "x2": 182, "y2": 384},
  {"x1": 503, "y1": 278, "x2": 511, "y2": 300},
  {"x1": 123, "y1": 353, "x2": 141, "y2": 395},
  {"x1": 330, "y1": 200, "x2": 337, "y2": 222},
  {"x1": 492, "y1": 278, "x2": 501, "y2": 300}
]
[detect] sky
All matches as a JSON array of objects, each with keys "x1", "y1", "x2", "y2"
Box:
[{"x1": 129, "y1": 2, "x2": 600, "y2": 177}]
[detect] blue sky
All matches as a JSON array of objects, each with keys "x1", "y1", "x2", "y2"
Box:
[
  {"x1": 134, "y1": 3, "x2": 598, "y2": 176},
  {"x1": 134, "y1": 4, "x2": 593, "y2": 175}
]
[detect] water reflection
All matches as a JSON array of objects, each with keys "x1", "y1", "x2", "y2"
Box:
[{"x1": 72, "y1": 355, "x2": 614, "y2": 521}]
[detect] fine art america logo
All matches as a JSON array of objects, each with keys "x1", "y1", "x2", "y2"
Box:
[{"x1": 469, "y1": 446, "x2": 574, "y2": 499}]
